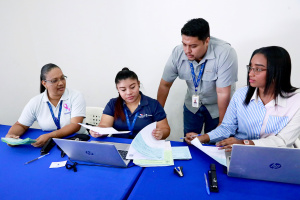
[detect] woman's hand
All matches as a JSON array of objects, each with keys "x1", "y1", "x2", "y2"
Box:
[
  {"x1": 5, "y1": 134, "x2": 20, "y2": 147},
  {"x1": 184, "y1": 132, "x2": 199, "y2": 145},
  {"x1": 216, "y1": 137, "x2": 243, "y2": 152},
  {"x1": 152, "y1": 128, "x2": 164, "y2": 140},
  {"x1": 89, "y1": 130, "x2": 108, "y2": 138},
  {"x1": 6, "y1": 134, "x2": 19, "y2": 139},
  {"x1": 32, "y1": 133, "x2": 51, "y2": 147}
]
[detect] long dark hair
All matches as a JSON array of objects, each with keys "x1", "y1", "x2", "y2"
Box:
[
  {"x1": 245, "y1": 46, "x2": 298, "y2": 105},
  {"x1": 114, "y1": 67, "x2": 139, "y2": 121},
  {"x1": 40, "y1": 63, "x2": 60, "y2": 93}
]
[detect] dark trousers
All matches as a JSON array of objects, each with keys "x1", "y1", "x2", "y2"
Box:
[{"x1": 183, "y1": 104, "x2": 219, "y2": 136}]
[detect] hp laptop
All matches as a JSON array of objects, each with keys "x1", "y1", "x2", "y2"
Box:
[
  {"x1": 53, "y1": 138, "x2": 131, "y2": 168},
  {"x1": 226, "y1": 144, "x2": 300, "y2": 184}
]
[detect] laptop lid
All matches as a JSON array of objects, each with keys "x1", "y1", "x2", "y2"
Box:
[
  {"x1": 53, "y1": 139, "x2": 130, "y2": 168},
  {"x1": 227, "y1": 144, "x2": 300, "y2": 184}
]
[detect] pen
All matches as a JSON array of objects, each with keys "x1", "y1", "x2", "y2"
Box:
[
  {"x1": 180, "y1": 134, "x2": 201, "y2": 140},
  {"x1": 204, "y1": 173, "x2": 210, "y2": 195},
  {"x1": 25, "y1": 153, "x2": 50, "y2": 165}
]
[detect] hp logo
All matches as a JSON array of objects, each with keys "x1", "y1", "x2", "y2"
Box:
[
  {"x1": 86, "y1": 151, "x2": 94, "y2": 155},
  {"x1": 269, "y1": 163, "x2": 281, "y2": 169}
]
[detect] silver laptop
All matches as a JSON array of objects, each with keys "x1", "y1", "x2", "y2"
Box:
[
  {"x1": 53, "y1": 139, "x2": 131, "y2": 168},
  {"x1": 226, "y1": 144, "x2": 300, "y2": 184}
]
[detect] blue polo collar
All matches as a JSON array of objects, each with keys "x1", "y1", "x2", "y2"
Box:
[{"x1": 122, "y1": 92, "x2": 148, "y2": 115}]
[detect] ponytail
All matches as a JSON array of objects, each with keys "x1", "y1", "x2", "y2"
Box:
[{"x1": 114, "y1": 94, "x2": 126, "y2": 121}]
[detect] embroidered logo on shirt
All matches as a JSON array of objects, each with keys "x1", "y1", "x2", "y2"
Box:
[
  {"x1": 138, "y1": 114, "x2": 152, "y2": 118},
  {"x1": 63, "y1": 103, "x2": 71, "y2": 111},
  {"x1": 63, "y1": 103, "x2": 71, "y2": 114}
]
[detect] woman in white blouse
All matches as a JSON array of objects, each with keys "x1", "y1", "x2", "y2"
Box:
[{"x1": 185, "y1": 46, "x2": 300, "y2": 151}]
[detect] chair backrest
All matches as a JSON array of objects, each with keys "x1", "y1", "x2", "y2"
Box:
[{"x1": 85, "y1": 107, "x2": 104, "y2": 126}]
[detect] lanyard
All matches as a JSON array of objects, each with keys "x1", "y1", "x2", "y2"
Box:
[
  {"x1": 47, "y1": 100, "x2": 63, "y2": 130},
  {"x1": 124, "y1": 108, "x2": 139, "y2": 135},
  {"x1": 189, "y1": 60, "x2": 207, "y2": 93}
]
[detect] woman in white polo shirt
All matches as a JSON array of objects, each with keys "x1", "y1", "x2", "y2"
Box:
[{"x1": 5, "y1": 63, "x2": 86, "y2": 147}]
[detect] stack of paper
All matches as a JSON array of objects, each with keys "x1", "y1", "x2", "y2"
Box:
[
  {"x1": 1, "y1": 137, "x2": 36, "y2": 145},
  {"x1": 133, "y1": 141, "x2": 174, "y2": 167},
  {"x1": 126, "y1": 122, "x2": 174, "y2": 167}
]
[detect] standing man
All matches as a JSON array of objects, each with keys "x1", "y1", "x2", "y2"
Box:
[{"x1": 157, "y1": 18, "x2": 238, "y2": 137}]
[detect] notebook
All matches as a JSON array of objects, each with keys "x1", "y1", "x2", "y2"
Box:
[
  {"x1": 226, "y1": 144, "x2": 300, "y2": 184},
  {"x1": 53, "y1": 138, "x2": 131, "y2": 168}
]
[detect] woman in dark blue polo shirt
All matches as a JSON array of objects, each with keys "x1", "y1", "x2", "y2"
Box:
[{"x1": 90, "y1": 68, "x2": 170, "y2": 140}]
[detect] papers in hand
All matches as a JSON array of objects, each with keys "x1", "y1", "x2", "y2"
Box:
[
  {"x1": 126, "y1": 122, "x2": 175, "y2": 167},
  {"x1": 78, "y1": 123, "x2": 130, "y2": 135},
  {"x1": 126, "y1": 122, "x2": 165, "y2": 160},
  {"x1": 191, "y1": 138, "x2": 226, "y2": 166},
  {"x1": 1, "y1": 137, "x2": 36, "y2": 145},
  {"x1": 133, "y1": 141, "x2": 174, "y2": 167}
]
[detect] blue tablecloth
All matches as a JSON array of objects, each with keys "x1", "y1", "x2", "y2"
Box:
[
  {"x1": 2, "y1": 124, "x2": 300, "y2": 200},
  {"x1": 128, "y1": 141, "x2": 300, "y2": 200},
  {"x1": 0, "y1": 125, "x2": 143, "y2": 200}
]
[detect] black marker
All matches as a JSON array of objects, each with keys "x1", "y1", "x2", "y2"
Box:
[{"x1": 208, "y1": 163, "x2": 219, "y2": 192}]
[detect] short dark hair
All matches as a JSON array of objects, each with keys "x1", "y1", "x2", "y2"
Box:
[
  {"x1": 181, "y1": 18, "x2": 210, "y2": 41},
  {"x1": 40, "y1": 63, "x2": 60, "y2": 93},
  {"x1": 245, "y1": 46, "x2": 298, "y2": 105},
  {"x1": 114, "y1": 67, "x2": 139, "y2": 121}
]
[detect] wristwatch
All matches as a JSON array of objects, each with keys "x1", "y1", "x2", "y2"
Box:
[{"x1": 243, "y1": 140, "x2": 250, "y2": 145}]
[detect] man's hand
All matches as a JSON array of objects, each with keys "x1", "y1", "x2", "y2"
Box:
[{"x1": 184, "y1": 132, "x2": 199, "y2": 145}]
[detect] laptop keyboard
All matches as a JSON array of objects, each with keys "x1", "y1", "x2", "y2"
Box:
[{"x1": 118, "y1": 150, "x2": 129, "y2": 160}]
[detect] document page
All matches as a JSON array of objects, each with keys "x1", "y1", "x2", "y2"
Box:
[
  {"x1": 171, "y1": 146, "x2": 192, "y2": 160},
  {"x1": 133, "y1": 141, "x2": 174, "y2": 167},
  {"x1": 126, "y1": 122, "x2": 165, "y2": 160},
  {"x1": 191, "y1": 138, "x2": 226, "y2": 166},
  {"x1": 78, "y1": 123, "x2": 130, "y2": 135}
]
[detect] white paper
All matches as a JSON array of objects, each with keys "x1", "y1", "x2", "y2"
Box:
[
  {"x1": 126, "y1": 122, "x2": 165, "y2": 160},
  {"x1": 78, "y1": 123, "x2": 130, "y2": 134},
  {"x1": 191, "y1": 138, "x2": 226, "y2": 166},
  {"x1": 49, "y1": 161, "x2": 67, "y2": 168}
]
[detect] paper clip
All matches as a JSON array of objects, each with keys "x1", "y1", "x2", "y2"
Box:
[{"x1": 174, "y1": 166, "x2": 184, "y2": 177}]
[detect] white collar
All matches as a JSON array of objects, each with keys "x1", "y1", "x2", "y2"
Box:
[
  {"x1": 251, "y1": 88, "x2": 287, "y2": 107},
  {"x1": 42, "y1": 88, "x2": 69, "y2": 103}
]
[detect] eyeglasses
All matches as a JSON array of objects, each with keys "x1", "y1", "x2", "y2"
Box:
[
  {"x1": 44, "y1": 75, "x2": 67, "y2": 84},
  {"x1": 246, "y1": 65, "x2": 267, "y2": 74}
]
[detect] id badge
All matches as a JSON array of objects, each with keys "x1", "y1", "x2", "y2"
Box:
[{"x1": 192, "y1": 95, "x2": 199, "y2": 108}]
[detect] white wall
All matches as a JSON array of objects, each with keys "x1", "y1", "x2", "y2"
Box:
[{"x1": 1, "y1": 0, "x2": 299, "y2": 141}]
